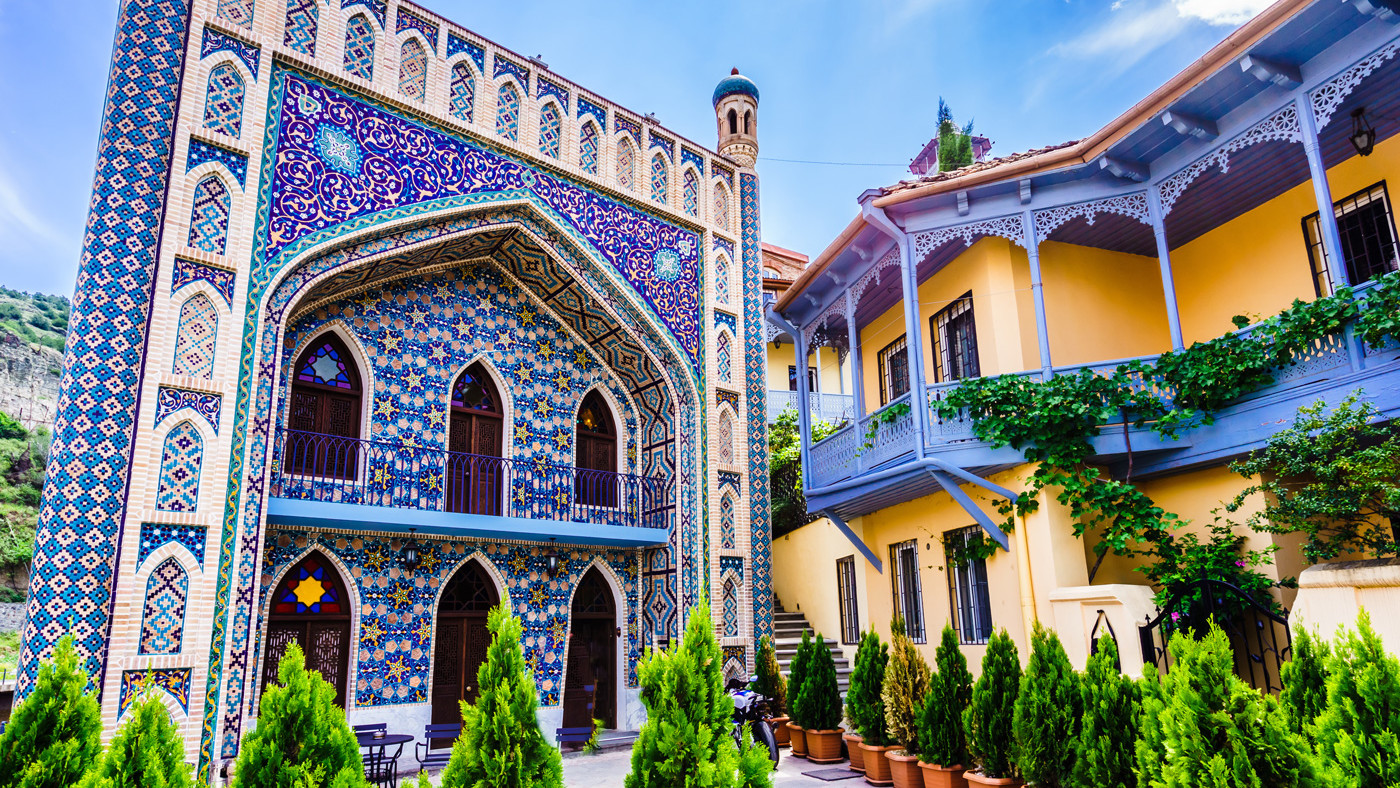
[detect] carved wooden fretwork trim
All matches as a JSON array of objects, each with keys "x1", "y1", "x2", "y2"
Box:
[
  {"x1": 1158, "y1": 103, "x2": 1301, "y2": 216},
  {"x1": 849, "y1": 248, "x2": 901, "y2": 307},
  {"x1": 1032, "y1": 192, "x2": 1150, "y2": 238},
  {"x1": 1312, "y1": 40, "x2": 1400, "y2": 130},
  {"x1": 805, "y1": 293, "x2": 848, "y2": 348},
  {"x1": 911, "y1": 214, "x2": 1026, "y2": 265}
]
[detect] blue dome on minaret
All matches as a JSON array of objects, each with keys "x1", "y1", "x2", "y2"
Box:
[{"x1": 712, "y1": 68, "x2": 760, "y2": 108}]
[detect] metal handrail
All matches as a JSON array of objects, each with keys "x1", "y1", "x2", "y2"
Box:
[{"x1": 271, "y1": 428, "x2": 672, "y2": 530}]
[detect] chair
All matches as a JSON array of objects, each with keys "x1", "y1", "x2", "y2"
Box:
[
  {"x1": 354, "y1": 724, "x2": 398, "y2": 788},
  {"x1": 415, "y1": 723, "x2": 460, "y2": 772}
]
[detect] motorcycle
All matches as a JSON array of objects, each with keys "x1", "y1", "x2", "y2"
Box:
[{"x1": 726, "y1": 675, "x2": 780, "y2": 768}]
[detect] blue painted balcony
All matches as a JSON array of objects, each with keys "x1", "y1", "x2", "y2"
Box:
[
  {"x1": 766, "y1": 389, "x2": 855, "y2": 425},
  {"x1": 267, "y1": 429, "x2": 673, "y2": 546}
]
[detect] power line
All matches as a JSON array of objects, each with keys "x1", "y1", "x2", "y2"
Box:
[{"x1": 758, "y1": 156, "x2": 909, "y2": 167}]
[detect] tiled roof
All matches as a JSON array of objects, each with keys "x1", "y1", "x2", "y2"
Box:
[{"x1": 881, "y1": 140, "x2": 1080, "y2": 196}]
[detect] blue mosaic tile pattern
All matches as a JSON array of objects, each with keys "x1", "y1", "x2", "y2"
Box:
[
  {"x1": 187, "y1": 176, "x2": 230, "y2": 254},
  {"x1": 156, "y1": 421, "x2": 203, "y2": 513},
  {"x1": 283, "y1": 0, "x2": 318, "y2": 56},
  {"x1": 344, "y1": 14, "x2": 376, "y2": 80},
  {"x1": 716, "y1": 389, "x2": 738, "y2": 410},
  {"x1": 448, "y1": 61, "x2": 474, "y2": 123},
  {"x1": 577, "y1": 95, "x2": 605, "y2": 124},
  {"x1": 683, "y1": 169, "x2": 699, "y2": 217},
  {"x1": 714, "y1": 237, "x2": 734, "y2": 260},
  {"x1": 18, "y1": 0, "x2": 190, "y2": 698},
  {"x1": 342, "y1": 0, "x2": 386, "y2": 28},
  {"x1": 395, "y1": 6, "x2": 438, "y2": 51},
  {"x1": 120, "y1": 668, "x2": 192, "y2": 715},
  {"x1": 217, "y1": 0, "x2": 252, "y2": 29},
  {"x1": 648, "y1": 132, "x2": 673, "y2": 160},
  {"x1": 720, "y1": 493, "x2": 735, "y2": 550},
  {"x1": 714, "y1": 185, "x2": 731, "y2": 232},
  {"x1": 155, "y1": 386, "x2": 221, "y2": 433},
  {"x1": 722, "y1": 645, "x2": 746, "y2": 677},
  {"x1": 259, "y1": 530, "x2": 641, "y2": 707},
  {"x1": 537, "y1": 76, "x2": 569, "y2": 108},
  {"x1": 741, "y1": 171, "x2": 773, "y2": 641},
  {"x1": 716, "y1": 332, "x2": 733, "y2": 385},
  {"x1": 137, "y1": 523, "x2": 207, "y2": 569},
  {"x1": 398, "y1": 38, "x2": 428, "y2": 101},
  {"x1": 617, "y1": 138, "x2": 635, "y2": 191},
  {"x1": 200, "y1": 27, "x2": 259, "y2": 79},
  {"x1": 187, "y1": 137, "x2": 248, "y2": 187},
  {"x1": 681, "y1": 148, "x2": 705, "y2": 177},
  {"x1": 496, "y1": 82, "x2": 521, "y2": 141},
  {"x1": 717, "y1": 470, "x2": 740, "y2": 493},
  {"x1": 578, "y1": 120, "x2": 599, "y2": 174},
  {"x1": 203, "y1": 63, "x2": 245, "y2": 138},
  {"x1": 445, "y1": 32, "x2": 484, "y2": 72},
  {"x1": 171, "y1": 294, "x2": 218, "y2": 379},
  {"x1": 493, "y1": 55, "x2": 528, "y2": 85},
  {"x1": 140, "y1": 558, "x2": 188, "y2": 655},
  {"x1": 539, "y1": 101, "x2": 561, "y2": 158},
  {"x1": 713, "y1": 162, "x2": 734, "y2": 189},
  {"x1": 714, "y1": 310, "x2": 736, "y2": 333},
  {"x1": 722, "y1": 579, "x2": 738, "y2": 636},
  {"x1": 649, "y1": 153, "x2": 668, "y2": 204},
  {"x1": 615, "y1": 114, "x2": 640, "y2": 142},
  {"x1": 171, "y1": 256, "x2": 235, "y2": 306}
]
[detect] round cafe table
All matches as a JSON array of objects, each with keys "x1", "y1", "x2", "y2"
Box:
[{"x1": 356, "y1": 733, "x2": 412, "y2": 788}]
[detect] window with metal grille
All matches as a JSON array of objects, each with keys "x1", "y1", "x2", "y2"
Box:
[
  {"x1": 787, "y1": 365, "x2": 818, "y2": 393},
  {"x1": 945, "y1": 526, "x2": 993, "y2": 645},
  {"x1": 836, "y1": 556, "x2": 859, "y2": 644},
  {"x1": 1304, "y1": 181, "x2": 1399, "y2": 297},
  {"x1": 930, "y1": 292, "x2": 981, "y2": 383},
  {"x1": 889, "y1": 539, "x2": 925, "y2": 643},
  {"x1": 877, "y1": 335, "x2": 910, "y2": 406}
]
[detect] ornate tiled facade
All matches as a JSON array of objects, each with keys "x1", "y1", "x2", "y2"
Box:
[{"x1": 23, "y1": 1, "x2": 769, "y2": 779}]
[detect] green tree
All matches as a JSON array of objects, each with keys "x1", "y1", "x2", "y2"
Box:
[
  {"x1": 1013, "y1": 623, "x2": 1081, "y2": 787},
  {"x1": 752, "y1": 635, "x2": 787, "y2": 718},
  {"x1": 769, "y1": 409, "x2": 839, "y2": 538},
  {"x1": 963, "y1": 629, "x2": 1020, "y2": 780},
  {"x1": 231, "y1": 643, "x2": 366, "y2": 788},
  {"x1": 918, "y1": 624, "x2": 973, "y2": 767},
  {"x1": 1279, "y1": 626, "x2": 1331, "y2": 742},
  {"x1": 441, "y1": 604, "x2": 562, "y2": 788},
  {"x1": 935, "y1": 98, "x2": 975, "y2": 173},
  {"x1": 1069, "y1": 636, "x2": 1137, "y2": 788},
  {"x1": 625, "y1": 605, "x2": 772, "y2": 788},
  {"x1": 787, "y1": 631, "x2": 814, "y2": 729},
  {"x1": 802, "y1": 635, "x2": 842, "y2": 731},
  {"x1": 881, "y1": 623, "x2": 930, "y2": 755},
  {"x1": 1135, "y1": 624, "x2": 1318, "y2": 787},
  {"x1": 1313, "y1": 611, "x2": 1400, "y2": 786},
  {"x1": 846, "y1": 630, "x2": 890, "y2": 746},
  {"x1": 80, "y1": 693, "x2": 193, "y2": 788},
  {"x1": 0, "y1": 636, "x2": 101, "y2": 788}
]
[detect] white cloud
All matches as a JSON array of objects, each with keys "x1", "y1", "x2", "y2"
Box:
[
  {"x1": 1049, "y1": 2, "x2": 1186, "y2": 67},
  {"x1": 1173, "y1": 0, "x2": 1274, "y2": 26},
  {"x1": 0, "y1": 160, "x2": 71, "y2": 257}
]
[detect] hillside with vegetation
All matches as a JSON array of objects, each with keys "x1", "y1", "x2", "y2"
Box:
[{"x1": 0, "y1": 287, "x2": 67, "y2": 431}]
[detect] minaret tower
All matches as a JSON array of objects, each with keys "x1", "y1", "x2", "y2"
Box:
[{"x1": 713, "y1": 68, "x2": 759, "y2": 167}]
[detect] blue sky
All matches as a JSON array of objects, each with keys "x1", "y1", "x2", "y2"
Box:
[{"x1": 0, "y1": 0, "x2": 1273, "y2": 297}]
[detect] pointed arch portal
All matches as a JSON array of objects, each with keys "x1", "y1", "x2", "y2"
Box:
[
  {"x1": 564, "y1": 567, "x2": 617, "y2": 731},
  {"x1": 264, "y1": 553, "x2": 351, "y2": 708},
  {"x1": 431, "y1": 559, "x2": 500, "y2": 733}
]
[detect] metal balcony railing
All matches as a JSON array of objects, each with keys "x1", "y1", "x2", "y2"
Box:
[
  {"x1": 766, "y1": 390, "x2": 855, "y2": 425},
  {"x1": 271, "y1": 428, "x2": 673, "y2": 530}
]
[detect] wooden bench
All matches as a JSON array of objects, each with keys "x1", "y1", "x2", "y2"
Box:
[{"x1": 414, "y1": 723, "x2": 461, "y2": 771}]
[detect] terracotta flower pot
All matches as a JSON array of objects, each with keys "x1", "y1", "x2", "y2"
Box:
[
  {"x1": 859, "y1": 743, "x2": 900, "y2": 786},
  {"x1": 962, "y1": 770, "x2": 1024, "y2": 787},
  {"x1": 844, "y1": 733, "x2": 866, "y2": 772},
  {"x1": 918, "y1": 761, "x2": 967, "y2": 788},
  {"x1": 768, "y1": 716, "x2": 791, "y2": 747},
  {"x1": 787, "y1": 722, "x2": 807, "y2": 758},
  {"x1": 887, "y1": 750, "x2": 922, "y2": 788},
  {"x1": 806, "y1": 728, "x2": 846, "y2": 764}
]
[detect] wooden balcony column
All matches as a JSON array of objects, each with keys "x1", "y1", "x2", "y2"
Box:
[
  {"x1": 1146, "y1": 187, "x2": 1186, "y2": 351},
  {"x1": 863, "y1": 202, "x2": 929, "y2": 457},
  {"x1": 1020, "y1": 208, "x2": 1055, "y2": 377},
  {"x1": 844, "y1": 279, "x2": 865, "y2": 421}
]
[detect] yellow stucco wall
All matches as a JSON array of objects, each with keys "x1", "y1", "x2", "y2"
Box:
[
  {"x1": 765, "y1": 343, "x2": 848, "y2": 396},
  {"x1": 1034, "y1": 241, "x2": 1172, "y2": 366}
]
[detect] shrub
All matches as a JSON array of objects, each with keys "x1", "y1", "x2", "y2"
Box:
[
  {"x1": 752, "y1": 635, "x2": 787, "y2": 718},
  {"x1": 882, "y1": 625, "x2": 930, "y2": 755},
  {"x1": 441, "y1": 604, "x2": 562, "y2": 788},
  {"x1": 625, "y1": 605, "x2": 772, "y2": 788},
  {"x1": 963, "y1": 629, "x2": 1020, "y2": 780},
  {"x1": 1068, "y1": 635, "x2": 1137, "y2": 788},
  {"x1": 1135, "y1": 624, "x2": 1318, "y2": 787},
  {"x1": 918, "y1": 624, "x2": 973, "y2": 767},
  {"x1": 0, "y1": 636, "x2": 102, "y2": 788},
  {"x1": 80, "y1": 693, "x2": 192, "y2": 788},
  {"x1": 1280, "y1": 626, "x2": 1331, "y2": 741},
  {"x1": 1013, "y1": 623, "x2": 1081, "y2": 788},
  {"x1": 787, "y1": 631, "x2": 814, "y2": 729},
  {"x1": 231, "y1": 643, "x2": 366, "y2": 788},
  {"x1": 802, "y1": 634, "x2": 842, "y2": 732},
  {"x1": 846, "y1": 630, "x2": 890, "y2": 745},
  {"x1": 1313, "y1": 610, "x2": 1400, "y2": 786}
]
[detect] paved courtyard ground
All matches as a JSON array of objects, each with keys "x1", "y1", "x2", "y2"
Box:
[{"x1": 418, "y1": 746, "x2": 854, "y2": 787}]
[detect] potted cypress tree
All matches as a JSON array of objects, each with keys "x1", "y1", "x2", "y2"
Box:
[
  {"x1": 0, "y1": 635, "x2": 102, "y2": 788},
  {"x1": 962, "y1": 629, "x2": 1022, "y2": 786},
  {"x1": 846, "y1": 630, "x2": 891, "y2": 777},
  {"x1": 80, "y1": 693, "x2": 193, "y2": 788},
  {"x1": 1011, "y1": 624, "x2": 1080, "y2": 788},
  {"x1": 1067, "y1": 635, "x2": 1137, "y2": 788},
  {"x1": 787, "y1": 630, "x2": 814, "y2": 758},
  {"x1": 802, "y1": 634, "x2": 846, "y2": 764},
  {"x1": 882, "y1": 624, "x2": 931, "y2": 788},
  {"x1": 918, "y1": 624, "x2": 973, "y2": 788},
  {"x1": 753, "y1": 635, "x2": 790, "y2": 747}
]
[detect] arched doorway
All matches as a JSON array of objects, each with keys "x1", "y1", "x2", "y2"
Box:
[
  {"x1": 286, "y1": 333, "x2": 363, "y2": 479},
  {"x1": 431, "y1": 559, "x2": 500, "y2": 732},
  {"x1": 264, "y1": 553, "x2": 352, "y2": 707},
  {"x1": 562, "y1": 567, "x2": 617, "y2": 731},
  {"x1": 446, "y1": 363, "x2": 504, "y2": 515},
  {"x1": 574, "y1": 391, "x2": 617, "y2": 508}
]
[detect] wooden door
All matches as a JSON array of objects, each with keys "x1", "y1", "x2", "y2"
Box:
[
  {"x1": 447, "y1": 363, "x2": 504, "y2": 516},
  {"x1": 560, "y1": 632, "x2": 596, "y2": 730},
  {"x1": 307, "y1": 621, "x2": 351, "y2": 708},
  {"x1": 431, "y1": 618, "x2": 464, "y2": 727}
]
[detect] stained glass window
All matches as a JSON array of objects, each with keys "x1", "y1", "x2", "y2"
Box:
[
  {"x1": 449, "y1": 62, "x2": 475, "y2": 123},
  {"x1": 717, "y1": 332, "x2": 733, "y2": 385},
  {"x1": 617, "y1": 137, "x2": 635, "y2": 191},
  {"x1": 296, "y1": 339, "x2": 356, "y2": 389},
  {"x1": 452, "y1": 364, "x2": 500, "y2": 411},
  {"x1": 203, "y1": 64, "x2": 244, "y2": 138},
  {"x1": 650, "y1": 154, "x2": 668, "y2": 204},
  {"x1": 682, "y1": 168, "x2": 699, "y2": 217},
  {"x1": 273, "y1": 556, "x2": 345, "y2": 614},
  {"x1": 344, "y1": 14, "x2": 375, "y2": 80},
  {"x1": 539, "y1": 102, "x2": 562, "y2": 159},
  {"x1": 715, "y1": 256, "x2": 730, "y2": 306},
  {"x1": 579, "y1": 121, "x2": 599, "y2": 175},
  {"x1": 496, "y1": 82, "x2": 520, "y2": 141},
  {"x1": 714, "y1": 184, "x2": 730, "y2": 230},
  {"x1": 398, "y1": 37, "x2": 427, "y2": 101}
]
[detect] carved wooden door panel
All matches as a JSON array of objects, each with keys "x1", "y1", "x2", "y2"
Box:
[
  {"x1": 307, "y1": 621, "x2": 350, "y2": 708},
  {"x1": 261, "y1": 623, "x2": 302, "y2": 698},
  {"x1": 473, "y1": 417, "x2": 502, "y2": 515},
  {"x1": 561, "y1": 633, "x2": 596, "y2": 731},
  {"x1": 463, "y1": 616, "x2": 490, "y2": 704},
  {"x1": 432, "y1": 618, "x2": 463, "y2": 729}
]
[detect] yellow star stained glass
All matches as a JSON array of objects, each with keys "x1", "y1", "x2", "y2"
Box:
[{"x1": 292, "y1": 577, "x2": 329, "y2": 609}]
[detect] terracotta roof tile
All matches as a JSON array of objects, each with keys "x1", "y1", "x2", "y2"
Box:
[{"x1": 881, "y1": 140, "x2": 1080, "y2": 195}]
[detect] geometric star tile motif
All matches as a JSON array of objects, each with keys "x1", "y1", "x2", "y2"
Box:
[
  {"x1": 539, "y1": 102, "x2": 561, "y2": 159},
  {"x1": 579, "y1": 120, "x2": 599, "y2": 175},
  {"x1": 649, "y1": 154, "x2": 667, "y2": 204},
  {"x1": 496, "y1": 82, "x2": 520, "y2": 141},
  {"x1": 448, "y1": 62, "x2": 474, "y2": 123}
]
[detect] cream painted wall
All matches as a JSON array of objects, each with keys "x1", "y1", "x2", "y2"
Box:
[
  {"x1": 772, "y1": 518, "x2": 869, "y2": 663},
  {"x1": 765, "y1": 343, "x2": 849, "y2": 395}
]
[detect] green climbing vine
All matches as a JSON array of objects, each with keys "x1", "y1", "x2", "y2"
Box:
[
  {"x1": 859, "y1": 400, "x2": 912, "y2": 452},
  {"x1": 929, "y1": 270, "x2": 1400, "y2": 584}
]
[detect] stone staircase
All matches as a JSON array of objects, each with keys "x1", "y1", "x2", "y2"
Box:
[{"x1": 773, "y1": 608, "x2": 851, "y2": 695}]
